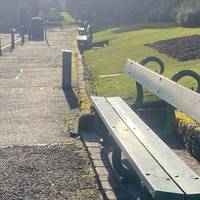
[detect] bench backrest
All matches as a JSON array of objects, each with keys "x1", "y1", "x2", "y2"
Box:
[{"x1": 125, "y1": 59, "x2": 200, "y2": 123}]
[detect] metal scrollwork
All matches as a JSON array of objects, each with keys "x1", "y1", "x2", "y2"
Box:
[{"x1": 135, "y1": 56, "x2": 165, "y2": 108}]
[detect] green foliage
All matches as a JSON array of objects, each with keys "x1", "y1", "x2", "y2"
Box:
[
  {"x1": 85, "y1": 24, "x2": 200, "y2": 103},
  {"x1": 66, "y1": 0, "x2": 182, "y2": 26},
  {"x1": 42, "y1": 11, "x2": 75, "y2": 26},
  {"x1": 60, "y1": 12, "x2": 75, "y2": 24},
  {"x1": 176, "y1": 0, "x2": 200, "y2": 27}
]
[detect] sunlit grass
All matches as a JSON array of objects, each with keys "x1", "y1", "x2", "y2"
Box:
[
  {"x1": 85, "y1": 24, "x2": 200, "y2": 103},
  {"x1": 60, "y1": 11, "x2": 75, "y2": 24}
]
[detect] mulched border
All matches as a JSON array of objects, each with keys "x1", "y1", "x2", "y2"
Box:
[
  {"x1": 146, "y1": 35, "x2": 200, "y2": 61},
  {"x1": 176, "y1": 119, "x2": 200, "y2": 161}
]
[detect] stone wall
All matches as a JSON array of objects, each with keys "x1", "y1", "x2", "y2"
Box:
[{"x1": 176, "y1": 112, "x2": 200, "y2": 161}]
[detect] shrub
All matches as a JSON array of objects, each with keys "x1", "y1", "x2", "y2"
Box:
[
  {"x1": 177, "y1": 9, "x2": 200, "y2": 27},
  {"x1": 67, "y1": 0, "x2": 182, "y2": 25},
  {"x1": 176, "y1": 0, "x2": 200, "y2": 27}
]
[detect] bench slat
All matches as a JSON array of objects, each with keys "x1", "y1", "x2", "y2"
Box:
[
  {"x1": 108, "y1": 97, "x2": 200, "y2": 199},
  {"x1": 125, "y1": 59, "x2": 200, "y2": 124},
  {"x1": 77, "y1": 35, "x2": 89, "y2": 41},
  {"x1": 91, "y1": 96, "x2": 184, "y2": 200},
  {"x1": 78, "y1": 27, "x2": 85, "y2": 31}
]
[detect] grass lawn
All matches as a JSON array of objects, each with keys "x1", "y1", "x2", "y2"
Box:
[
  {"x1": 60, "y1": 11, "x2": 76, "y2": 24},
  {"x1": 85, "y1": 24, "x2": 200, "y2": 104}
]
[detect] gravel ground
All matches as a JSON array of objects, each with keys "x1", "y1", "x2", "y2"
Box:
[
  {"x1": 0, "y1": 143, "x2": 100, "y2": 200},
  {"x1": 0, "y1": 27, "x2": 102, "y2": 200},
  {"x1": 0, "y1": 28, "x2": 75, "y2": 146}
]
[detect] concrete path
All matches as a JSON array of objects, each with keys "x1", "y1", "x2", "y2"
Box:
[
  {"x1": 0, "y1": 28, "x2": 74, "y2": 146},
  {"x1": 0, "y1": 27, "x2": 101, "y2": 200},
  {"x1": 0, "y1": 33, "x2": 13, "y2": 47}
]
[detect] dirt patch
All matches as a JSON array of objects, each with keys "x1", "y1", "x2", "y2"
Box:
[
  {"x1": 82, "y1": 57, "x2": 98, "y2": 98},
  {"x1": 112, "y1": 23, "x2": 176, "y2": 34},
  {"x1": 146, "y1": 35, "x2": 200, "y2": 61},
  {"x1": 0, "y1": 143, "x2": 101, "y2": 200}
]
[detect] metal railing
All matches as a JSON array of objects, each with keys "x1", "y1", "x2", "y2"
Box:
[{"x1": 0, "y1": 27, "x2": 26, "y2": 56}]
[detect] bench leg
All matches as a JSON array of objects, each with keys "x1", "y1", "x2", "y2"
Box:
[
  {"x1": 112, "y1": 145, "x2": 139, "y2": 184},
  {"x1": 141, "y1": 186, "x2": 154, "y2": 200},
  {"x1": 94, "y1": 110, "x2": 110, "y2": 141},
  {"x1": 112, "y1": 147, "x2": 130, "y2": 178}
]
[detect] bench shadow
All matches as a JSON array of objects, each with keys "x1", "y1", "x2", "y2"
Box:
[
  {"x1": 163, "y1": 134, "x2": 185, "y2": 150},
  {"x1": 100, "y1": 144, "x2": 141, "y2": 199},
  {"x1": 63, "y1": 87, "x2": 79, "y2": 110},
  {"x1": 112, "y1": 23, "x2": 177, "y2": 34},
  {"x1": 92, "y1": 40, "x2": 109, "y2": 48},
  {"x1": 78, "y1": 113, "x2": 143, "y2": 199}
]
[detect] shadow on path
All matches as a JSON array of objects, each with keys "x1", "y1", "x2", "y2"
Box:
[{"x1": 63, "y1": 87, "x2": 79, "y2": 110}]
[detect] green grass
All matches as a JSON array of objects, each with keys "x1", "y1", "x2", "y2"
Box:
[
  {"x1": 60, "y1": 11, "x2": 75, "y2": 24},
  {"x1": 85, "y1": 23, "x2": 200, "y2": 104}
]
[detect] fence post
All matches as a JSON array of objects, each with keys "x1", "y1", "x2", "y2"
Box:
[
  {"x1": 28, "y1": 24, "x2": 32, "y2": 41},
  {"x1": 21, "y1": 25, "x2": 25, "y2": 46},
  {"x1": 62, "y1": 50, "x2": 72, "y2": 90},
  {"x1": 10, "y1": 28, "x2": 15, "y2": 51}
]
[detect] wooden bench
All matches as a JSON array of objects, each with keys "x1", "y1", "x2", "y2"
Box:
[
  {"x1": 78, "y1": 25, "x2": 93, "y2": 35},
  {"x1": 78, "y1": 27, "x2": 86, "y2": 35},
  {"x1": 91, "y1": 58, "x2": 200, "y2": 200},
  {"x1": 77, "y1": 22, "x2": 94, "y2": 53},
  {"x1": 77, "y1": 34, "x2": 92, "y2": 53}
]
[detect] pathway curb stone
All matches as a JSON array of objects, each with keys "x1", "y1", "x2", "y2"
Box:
[{"x1": 81, "y1": 133, "x2": 140, "y2": 200}]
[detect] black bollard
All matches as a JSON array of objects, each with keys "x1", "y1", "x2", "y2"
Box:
[
  {"x1": 62, "y1": 50, "x2": 72, "y2": 90},
  {"x1": 10, "y1": 28, "x2": 15, "y2": 51},
  {"x1": 21, "y1": 25, "x2": 25, "y2": 46}
]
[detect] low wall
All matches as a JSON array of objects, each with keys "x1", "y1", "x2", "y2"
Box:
[{"x1": 176, "y1": 112, "x2": 200, "y2": 161}]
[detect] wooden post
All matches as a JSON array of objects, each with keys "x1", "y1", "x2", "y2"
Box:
[
  {"x1": 10, "y1": 28, "x2": 15, "y2": 51},
  {"x1": 28, "y1": 24, "x2": 32, "y2": 41},
  {"x1": 21, "y1": 25, "x2": 25, "y2": 46},
  {"x1": 62, "y1": 50, "x2": 72, "y2": 90}
]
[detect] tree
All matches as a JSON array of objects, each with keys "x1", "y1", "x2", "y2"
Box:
[
  {"x1": 176, "y1": 0, "x2": 200, "y2": 27},
  {"x1": 0, "y1": 0, "x2": 40, "y2": 31},
  {"x1": 66, "y1": 0, "x2": 183, "y2": 26}
]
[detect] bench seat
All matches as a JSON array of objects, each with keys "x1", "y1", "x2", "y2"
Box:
[
  {"x1": 91, "y1": 96, "x2": 200, "y2": 200},
  {"x1": 78, "y1": 27, "x2": 85, "y2": 31},
  {"x1": 77, "y1": 35, "x2": 89, "y2": 41}
]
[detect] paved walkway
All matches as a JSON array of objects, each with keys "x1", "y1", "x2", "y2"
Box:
[
  {"x1": 0, "y1": 28, "x2": 74, "y2": 146},
  {"x1": 0, "y1": 27, "x2": 101, "y2": 200},
  {"x1": 0, "y1": 33, "x2": 12, "y2": 47}
]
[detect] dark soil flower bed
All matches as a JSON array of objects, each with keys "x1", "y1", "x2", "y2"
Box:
[{"x1": 146, "y1": 35, "x2": 200, "y2": 61}]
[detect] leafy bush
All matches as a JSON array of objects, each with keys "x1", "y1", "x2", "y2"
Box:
[
  {"x1": 176, "y1": 0, "x2": 200, "y2": 27},
  {"x1": 66, "y1": 0, "x2": 182, "y2": 25},
  {"x1": 177, "y1": 10, "x2": 200, "y2": 27},
  {"x1": 60, "y1": 12, "x2": 75, "y2": 24}
]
